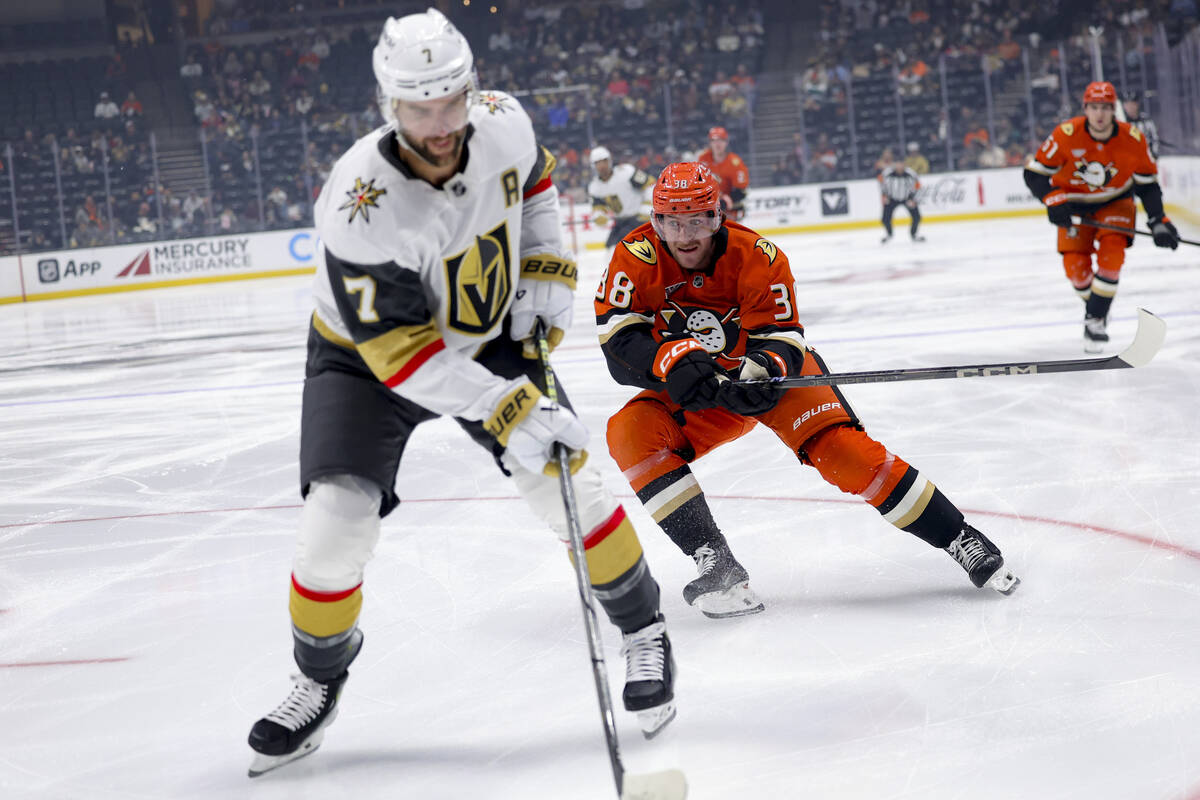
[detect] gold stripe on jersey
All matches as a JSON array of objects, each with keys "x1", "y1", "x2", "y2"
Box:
[
  {"x1": 356, "y1": 320, "x2": 443, "y2": 384},
  {"x1": 1025, "y1": 159, "x2": 1056, "y2": 176},
  {"x1": 748, "y1": 329, "x2": 808, "y2": 353},
  {"x1": 597, "y1": 311, "x2": 655, "y2": 345},
  {"x1": 484, "y1": 381, "x2": 542, "y2": 447},
  {"x1": 520, "y1": 254, "x2": 579, "y2": 290},
  {"x1": 522, "y1": 145, "x2": 557, "y2": 194},
  {"x1": 312, "y1": 310, "x2": 355, "y2": 349},
  {"x1": 289, "y1": 585, "x2": 362, "y2": 638}
]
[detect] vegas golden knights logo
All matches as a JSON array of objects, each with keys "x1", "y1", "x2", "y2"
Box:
[{"x1": 444, "y1": 221, "x2": 512, "y2": 334}]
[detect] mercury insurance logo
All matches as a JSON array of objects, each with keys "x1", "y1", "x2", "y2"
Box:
[{"x1": 116, "y1": 250, "x2": 152, "y2": 278}]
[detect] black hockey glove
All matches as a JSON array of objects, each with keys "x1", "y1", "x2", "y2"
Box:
[
  {"x1": 1149, "y1": 216, "x2": 1180, "y2": 250},
  {"x1": 717, "y1": 351, "x2": 786, "y2": 416},
  {"x1": 655, "y1": 340, "x2": 725, "y2": 410},
  {"x1": 1043, "y1": 189, "x2": 1073, "y2": 228}
]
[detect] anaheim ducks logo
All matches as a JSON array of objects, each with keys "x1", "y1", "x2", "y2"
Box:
[
  {"x1": 661, "y1": 300, "x2": 740, "y2": 356},
  {"x1": 478, "y1": 92, "x2": 512, "y2": 115},
  {"x1": 339, "y1": 177, "x2": 386, "y2": 223},
  {"x1": 623, "y1": 236, "x2": 657, "y2": 264},
  {"x1": 1073, "y1": 158, "x2": 1118, "y2": 189},
  {"x1": 444, "y1": 221, "x2": 512, "y2": 334},
  {"x1": 754, "y1": 238, "x2": 778, "y2": 264}
]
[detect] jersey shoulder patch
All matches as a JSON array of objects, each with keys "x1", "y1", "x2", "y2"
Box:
[
  {"x1": 1060, "y1": 121, "x2": 1075, "y2": 136},
  {"x1": 1129, "y1": 125, "x2": 1143, "y2": 141},
  {"x1": 754, "y1": 237, "x2": 778, "y2": 265},
  {"x1": 622, "y1": 236, "x2": 657, "y2": 265}
]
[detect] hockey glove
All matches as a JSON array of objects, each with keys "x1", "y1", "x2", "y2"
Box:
[
  {"x1": 490, "y1": 382, "x2": 589, "y2": 476},
  {"x1": 1149, "y1": 216, "x2": 1180, "y2": 250},
  {"x1": 509, "y1": 255, "x2": 578, "y2": 358},
  {"x1": 1043, "y1": 189, "x2": 1073, "y2": 228},
  {"x1": 717, "y1": 351, "x2": 787, "y2": 416},
  {"x1": 654, "y1": 338, "x2": 725, "y2": 410}
]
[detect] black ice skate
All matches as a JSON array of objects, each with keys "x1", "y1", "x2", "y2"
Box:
[
  {"x1": 911, "y1": 233, "x2": 926, "y2": 242},
  {"x1": 247, "y1": 630, "x2": 363, "y2": 777},
  {"x1": 880, "y1": 233, "x2": 892, "y2": 244},
  {"x1": 620, "y1": 614, "x2": 677, "y2": 739},
  {"x1": 683, "y1": 543, "x2": 765, "y2": 619},
  {"x1": 946, "y1": 524, "x2": 1020, "y2": 595},
  {"x1": 1084, "y1": 314, "x2": 1109, "y2": 354}
]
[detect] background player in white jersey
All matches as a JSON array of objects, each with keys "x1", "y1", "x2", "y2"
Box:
[
  {"x1": 588, "y1": 145, "x2": 653, "y2": 250},
  {"x1": 878, "y1": 156, "x2": 924, "y2": 243},
  {"x1": 246, "y1": 9, "x2": 676, "y2": 776}
]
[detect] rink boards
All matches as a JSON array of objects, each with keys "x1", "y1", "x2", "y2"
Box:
[{"x1": 3, "y1": 159, "x2": 1198, "y2": 304}]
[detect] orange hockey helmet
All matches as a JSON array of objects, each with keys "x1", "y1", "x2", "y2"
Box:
[
  {"x1": 651, "y1": 162, "x2": 723, "y2": 239},
  {"x1": 1082, "y1": 81, "x2": 1117, "y2": 106},
  {"x1": 708, "y1": 126, "x2": 729, "y2": 141}
]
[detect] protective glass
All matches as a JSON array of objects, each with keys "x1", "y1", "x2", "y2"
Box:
[
  {"x1": 653, "y1": 213, "x2": 721, "y2": 240},
  {"x1": 390, "y1": 91, "x2": 471, "y2": 137}
]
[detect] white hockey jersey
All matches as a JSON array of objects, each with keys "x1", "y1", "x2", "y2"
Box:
[
  {"x1": 588, "y1": 163, "x2": 652, "y2": 221},
  {"x1": 311, "y1": 89, "x2": 570, "y2": 423}
]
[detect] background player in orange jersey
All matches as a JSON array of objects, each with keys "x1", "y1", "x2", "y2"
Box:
[
  {"x1": 697, "y1": 126, "x2": 750, "y2": 220},
  {"x1": 594, "y1": 162, "x2": 1019, "y2": 620},
  {"x1": 1024, "y1": 80, "x2": 1180, "y2": 352}
]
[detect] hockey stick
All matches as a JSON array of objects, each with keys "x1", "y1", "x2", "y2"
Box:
[
  {"x1": 1070, "y1": 215, "x2": 1200, "y2": 247},
  {"x1": 736, "y1": 307, "x2": 1165, "y2": 390},
  {"x1": 533, "y1": 321, "x2": 688, "y2": 800}
]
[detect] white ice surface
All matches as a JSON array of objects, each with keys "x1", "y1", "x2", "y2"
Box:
[{"x1": 1, "y1": 216, "x2": 1198, "y2": 800}]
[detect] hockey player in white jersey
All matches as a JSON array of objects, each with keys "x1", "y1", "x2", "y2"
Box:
[
  {"x1": 588, "y1": 145, "x2": 653, "y2": 250},
  {"x1": 246, "y1": 8, "x2": 676, "y2": 777}
]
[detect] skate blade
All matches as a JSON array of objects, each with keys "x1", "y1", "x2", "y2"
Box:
[
  {"x1": 636, "y1": 701, "x2": 677, "y2": 740},
  {"x1": 985, "y1": 568, "x2": 1020, "y2": 595},
  {"x1": 621, "y1": 768, "x2": 688, "y2": 800},
  {"x1": 1083, "y1": 340, "x2": 1106, "y2": 354},
  {"x1": 247, "y1": 729, "x2": 325, "y2": 777},
  {"x1": 693, "y1": 583, "x2": 765, "y2": 619}
]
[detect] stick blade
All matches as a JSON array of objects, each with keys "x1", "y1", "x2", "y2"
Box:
[
  {"x1": 1118, "y1": 308, "x2": 1167, "y2": 368},
  {"x1": 621, "y1": 768, "x2": 688, "y2": 800}
]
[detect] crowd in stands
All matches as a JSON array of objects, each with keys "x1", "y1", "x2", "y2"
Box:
[{"x1": 2, "y1": 0, "x2": 1197, "y2": 255}]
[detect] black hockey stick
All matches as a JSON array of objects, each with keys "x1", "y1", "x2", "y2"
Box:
[
  {"x1": 533, "y1": 322, "x2": 688, "y2": 800},
  {"x1": 736, "y1": 308, "x2": 1165, "y2": 390},
  {"x1": 1071, "y1": 215, "x2": 1200, "y2": 247}
]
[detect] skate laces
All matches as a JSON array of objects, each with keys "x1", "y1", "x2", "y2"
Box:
[
  {"x1": 692, "y1": 545, "x2": 717, "y2": 577},
  {"x1": 620, "y1": 621, "x2": 667, "y2": 682},
  {"x1": 264, "y1": 674, "x2": 328, "y2": 731},
  {"x1": 949, "y1": 530, "x2": 989, "y2": 571}
]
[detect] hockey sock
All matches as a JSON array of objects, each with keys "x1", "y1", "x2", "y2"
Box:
[
  {"x1": 292, "y1": 625, "x2": 363, "y2": 681},
  {"x1": 875, "y1": 474, "x2": 963, "y2": 548},
  {"x1": 909, "y1": 207, "x2": 921, "y2": 235},
  {"x1": 1085, "y1": 275, "x2": 1117, "y2": 318},
  {"x1": 593, "y1": 557, "x2": 662, "y2": 634},
  {"x1": 635, "y1": 463, "x2": 727, "y2": 556}
]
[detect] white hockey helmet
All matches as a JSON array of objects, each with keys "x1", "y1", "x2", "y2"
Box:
[
  {"x1": 373, "y1": 8, "x2": 476, "y2": 127},
  {"x1": 589, "y1": 146, "x2": 612, "y2": 164}
]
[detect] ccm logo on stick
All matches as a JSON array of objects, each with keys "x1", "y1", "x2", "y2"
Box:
[{"x1": 956, "y1": 365, "x2": 1038, "y2": 377}]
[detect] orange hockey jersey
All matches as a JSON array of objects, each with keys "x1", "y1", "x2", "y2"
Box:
[
  {"x1": 697, "y1": 148, "x2": 750, "y2": 195},
  {"x1": 595, "y1": 221, "x2": 807, "y2": 390},
  {"x1": 1024, "y1": 116, "x2": 1158, "y2": 206}
]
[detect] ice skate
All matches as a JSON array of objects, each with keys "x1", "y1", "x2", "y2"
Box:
[
  {"x1": 683, "y1": 543, "x2": 765, "y2": 619},
  {"x1": 620, "y1": 614, "x2": 676, "y2": 739},
  {"x1": 1084, "y1": 314, "x2": 1109, "y2": 354},
  {"x1": 880, "y1": 233, "x2": 892, "y2": 244},
  {"x1": 946, "y1": 524, "x2": 1019, "y2": 595},
  {"x1": 247, "y1": 630, "x2": 362, "y2": 776},
  {"x1": 911, "y1": 233, "x2": 926, "y2": 242}
]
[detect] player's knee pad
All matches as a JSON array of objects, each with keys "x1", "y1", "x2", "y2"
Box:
[
  {"x1": 1061, "y1": 251, "x2": 1094, "y2": 288},
  {"x1": 802, "y1": 424, "x2": 895, "y2": 497},
  {"x1": 606, "y1": 401, "x2": 688, "y2": 489},
  {"x1": 1096, "y1": 234, "x2": 1125, "y2": 277},
  {"x1": 293, "y1": 473, "x2": 383, "y2": 592}
]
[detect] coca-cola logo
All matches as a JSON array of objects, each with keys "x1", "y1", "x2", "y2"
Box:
[{"x1": 917, "y1": 177, "x2": 968, "y2": 207}]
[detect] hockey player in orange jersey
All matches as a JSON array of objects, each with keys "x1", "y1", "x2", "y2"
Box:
[
  {"x1": 697, "y1": 126, "x2": 749, "y2": 220},
  {"x1": 1024, "y1": 80, "x2": 1180, "y2": 352},
  {"x1": 595, "y1": 162, "x2": 1019, "y2": 619}
]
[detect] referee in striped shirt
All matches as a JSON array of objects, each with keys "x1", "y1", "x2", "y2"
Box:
[{"x1": 878, "y1": 157, "x2": 925, "y2": 243}]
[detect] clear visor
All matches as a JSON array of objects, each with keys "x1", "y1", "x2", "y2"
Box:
[
  {"x1": 390, "y1": 90, "x2": 471, "y2": 138},
  {"x1": 653, "y1": 212, "x2": 721, "y2": 241}
]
